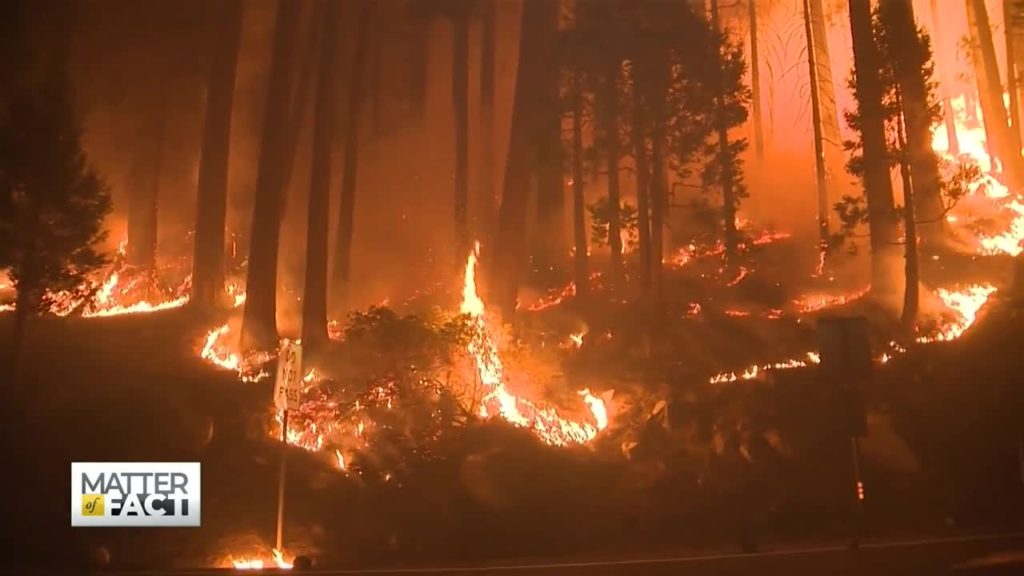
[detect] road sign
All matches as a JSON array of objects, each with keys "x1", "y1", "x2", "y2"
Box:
[{"x1": 274, "y1": 341, "x2": 302, "y2": 411}]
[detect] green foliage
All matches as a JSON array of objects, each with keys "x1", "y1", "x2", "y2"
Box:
[
  {"x1": 587, "y1": 196, "x2": 638, "y2": 247},
  {"x1": 0, "y1": 79, "x2": 112, "y2": 312}
]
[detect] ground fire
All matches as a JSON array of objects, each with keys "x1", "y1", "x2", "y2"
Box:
[{"x1": 5, "y1": 0, "x2": 1024, "y2": 572}]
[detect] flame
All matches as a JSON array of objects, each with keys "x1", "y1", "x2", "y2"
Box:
[
  {"x1": 793, "y1": 287, "x2": 870, "y2": 314},
  {"x1": 917, "y1": 284, "x2": 997, "y2": 343},
  {"x1": 334, "y1": 449, "x2": 346, "y2": 472},
  {"x1": 708, "y1": 351, "x2": 822, "y2": 384},
  {"x1": 461, "y1": 243, "x2": 608, "y2": 446},
  {"x1": 230, "y1": 549, "x2": 292, "y2": 570}
]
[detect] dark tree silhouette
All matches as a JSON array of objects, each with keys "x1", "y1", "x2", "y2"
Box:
[
  {"x1": 240, "y1": 0, "x2": 303, "y2": 352},
  {"x1": 0, "y1": 80, "x2": 112, "y2": 377},
  {"x1": 301, "y1": 0, "x2": 343, "y2": 355},
  {"x1": 844, "y1": 0, "x2": 899, "y2": 297},
  {"x1": 331, "y1": 1, "x2": 373, "y2": 313},
  {"x1": 191, "y1": 0, "x2": 243, "y2": 312}
]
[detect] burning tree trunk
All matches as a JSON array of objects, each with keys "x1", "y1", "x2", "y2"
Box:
[
  {"x1": 881, "y1": 0, "x2": 945, "y2": 245},
  {"x1": 191, "y1": 0, "x2": 243, "y2": 313},
  {"x1": 802, "y1": 0, "x2": 830, "y2": 250},
  {"x1": 930, "y1": 0, "x2": 960, "y2": 156},
  {"x1": 632, "y1": 75, "x2": 652, "y2": 292},
  {"x1": 848, "y1": 0, "x2": 899, "y2": 297},
  {"x1": 331, "y1": 1, "x2": 373, "y2": 312},
  {"x1": 453, "y1": 9, "x2": 470, "y2": 265},
  {"x1": 240, "y1": 0, "x2": 303, "y2": 352},
  {"x1": 128, "y1": 93, "x2": 164, "y2": 272},
  {"x1": 301, "y1": 0, "x2": 342, "y2": 355},
  {"x1": 479, "y1": 0, "x2": 497, "y2": 241},
  {"x1": 748, "y1": 0, "x2": 764, "y2": 159},
  {"x1": 492, "y1": 0, "x2": 553, "y2": 315},
  {"x1": 571, "y1": 70, "x2": 590, "y2": 303},
  {"x1": 535, "y1": 3, "x2": 567, "y2": 273},
  {"x1": 601, "y1": 58, "x2": 624, "y2": 281},
  {"x1": 710, "y1": 0, "x2": 740, "y2": 269},
  {"x1": 966, "y1": 0, "x2": 1024, "y2": 188}
]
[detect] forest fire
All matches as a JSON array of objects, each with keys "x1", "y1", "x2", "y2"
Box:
[
  {"x1": 918, "y1": 284, "x2": 998, "y2": 343},
  {"x1": 228, "y1": 548, "x2": 293, "y2": 570},
  {"x1": 461, "y1": 243, "x2": 609, "y2": 446}
]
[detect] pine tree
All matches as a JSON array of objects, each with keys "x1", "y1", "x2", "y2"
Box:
[{"x1": 0, "y1": 80, "x2": 112, "y2": 376}]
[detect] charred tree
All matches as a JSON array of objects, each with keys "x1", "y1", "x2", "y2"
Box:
[
  {"x1": 453, "y1": 7, "x2": 470, "y2": 265},
  {"x1": 301, "y1": 0, "x2": 342, "y2": 355},
  {"x1": 929, "y1": 0, "x2": 959, "y2": 155},
  {"x1": 880, "y1": 0, "x2": 945, "y2": 245},
  {"x1": 710, "y1": 0, "x2": 740, "y2": 268},
  {"x1": 331, "y1": 1, "x2": 373, "y2": 312},
  {"x1": 571, "y1": 70, "x2": 590, "y2": 303},
  {"x1": 748, "y1": 0, "x2": 764, "y2": 159},
  {"x1": 802, "y1": 0, "x2": 830, "y2": 250},
  {"x1": 240, "y1": 0, "x2": 303, "y2": 352},
  {"x1": 848, "y1": 0, "x2": 899, "y2": 296},
  {"x1": 191, "y1": 0, "x2": 243, "y2": 313},
  {"x1": 492, "y1": 0, "x2": 554, "y2": 315}
]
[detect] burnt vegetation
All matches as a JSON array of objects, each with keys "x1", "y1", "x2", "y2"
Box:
[{"x1": 1, "y1": 0, "x2": 1024, "y2": 571}]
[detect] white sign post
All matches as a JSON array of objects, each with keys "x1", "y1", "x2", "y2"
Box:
[{"x1": 273, "y1": 340, "x2": 302, "y2": 553}]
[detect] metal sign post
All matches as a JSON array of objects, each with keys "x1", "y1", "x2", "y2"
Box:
[{"x1": 273, "y1": 341, "x2": 302, "y2": 553}]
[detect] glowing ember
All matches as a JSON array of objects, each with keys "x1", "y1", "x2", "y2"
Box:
[
  {"x1": 708, "y1": 352, "x2": 822, "y2": 384},
  {"x1": 793, "y1": 287, "x2": 870, "y2": 314},
  {"x1": 461, "y1": 243, "x2": 608, "y2": 446}
]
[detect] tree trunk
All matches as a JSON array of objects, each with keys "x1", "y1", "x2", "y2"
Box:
[
  {"x1": 492, "y1": 0, "x2": 552, "y2": 316},
  {"x1": 331, "y1": 1, "x2": 373, "y2": 313},
  {"x1": 535, "y1": 3, "x2": 566, "y2": 274},
  {"x1": 10, "y1": 286, "x2": 32, "y2": 388},
  {"x1": 479, "y1": 0, "x2": 497, "y2": 241},
  {"x1": 572, "y1": 71, "x2": 589, "y2": 304},
  {"x1": 128, "y1": 92, "x2": 163, "y2": 271},
  {"x1": 301, "y1": 0, "x2": 341, "y2": 356},
  {"x1": 650, "y1": 78, "x2": 668, "y2": 307},
  {"x1": 930, "y1": 0, "x2": 960, "y2": 155},
  {"x1": 710, "y1": 0, "x2": 739, "y2": 269},
  {"x1": 882, "y1": 0, "x2": 945, "y2": 246},
  {"x1": 896, "y1": 105, "x2": 919, "y2": 332},
  {"x1": 848, "y1": 0, "x2": 899, "y2": 297},
  {"x1": 453, "y1": 11, "x2": 470, "y2": 266},
  {"x1": 809, "y1": 0, "x2": 844, "y2": 185},
  {"x1": 803, "y1": 0, "x2": 830, "y2": 250},
  {"x1": 632, "y1": 76, "x2": 652, "y2": 293},
  {"x1": 1006, "y1": 0, "x2": 1024, "y2": 147},
  {"x1": 278, "y1": 4, "x2": 324, "y2": 223},
  {"x1": 602, "y1": 59, "x2": 624, "y2": 281},
  {"x1": 748, "y1": 0, "x2": 765, "y2": 159},
  {"x1": 240, "y1": 0, "x2": 303, "y2": 352},
  {"x1": 191, "y1": 0, "x2": 243, "y2": 313},
  {"x1": 966, "y1": 0, "x2": 1024, "y2": 187}
]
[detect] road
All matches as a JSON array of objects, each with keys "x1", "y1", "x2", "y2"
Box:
[{"x1": 67, "y1": 532, "x2": 1024, "y2": 576}]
